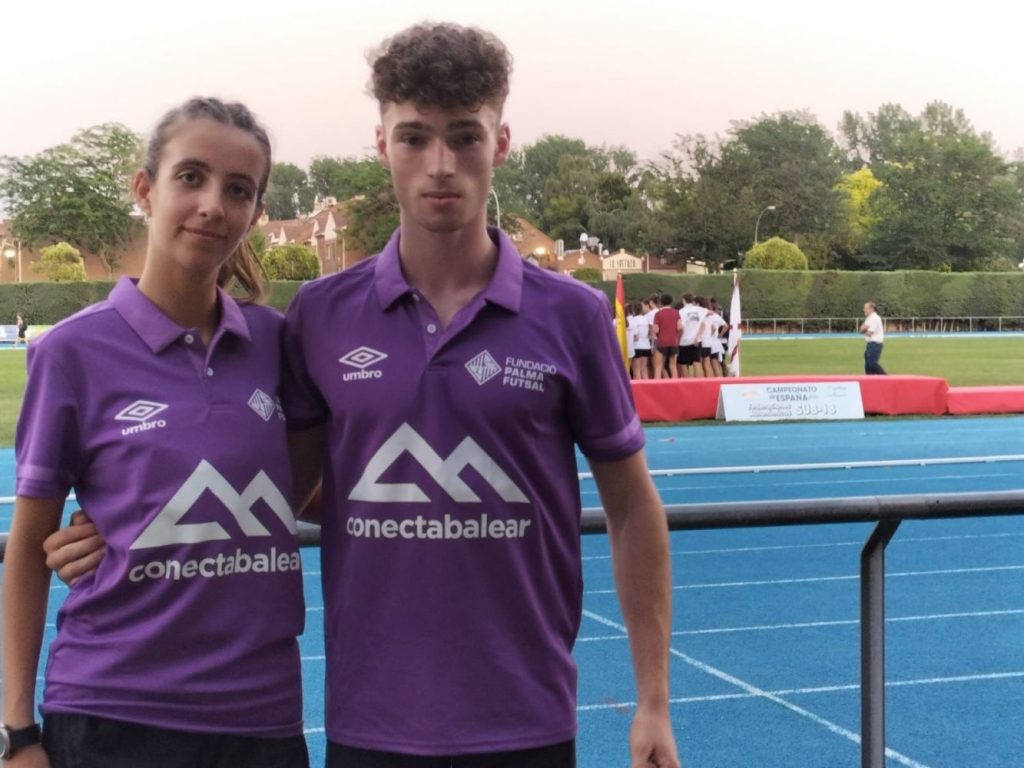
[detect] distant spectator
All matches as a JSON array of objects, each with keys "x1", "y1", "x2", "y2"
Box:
[
  {"x1": 652, "y1": 293, "x2": 680, "y2": 379},
  {"x1": 860, "y1": 302, "x2": 887, "y2": 375},
  {"x1": 15, "y1": 312, "x2": 27, "y2": 346}
]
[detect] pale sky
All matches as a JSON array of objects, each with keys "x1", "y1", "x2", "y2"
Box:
[{"x1": 4, "y1": 0, "x2": 1024, "y2": 168}]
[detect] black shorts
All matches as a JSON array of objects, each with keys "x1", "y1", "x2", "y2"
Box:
[
  {"x1": 656, "y1": 345, "x2": 678, "y2": 357},
  {"x1": 633, "y1": 348, "x2": 652, "y2": 358},
  {"x1": 700, "y1": 347, "x2": 712, "y2": 358},
  {"x1": 327, "y1": 739, "x2": 576, "y2": 767},
  {"x1": 677, "y1": 345, "x2": 700, "y2": 365},
  {"x1": 42, "y1": 714, "x2": 309, "y2": 768}
]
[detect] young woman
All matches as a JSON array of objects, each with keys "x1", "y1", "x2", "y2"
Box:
[
  {"x1": 628, "y1": 301, "x2": 652, "y2": 379},
  {"x1": 2, "y1": 98, "x2": 308, "y2": 768}
]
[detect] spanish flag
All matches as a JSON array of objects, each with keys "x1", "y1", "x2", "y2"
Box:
[{"x1": 615, "y1": 272, "x2": 628, "y2": 370}]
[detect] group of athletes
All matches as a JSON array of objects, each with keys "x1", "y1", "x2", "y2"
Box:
[
  {"x1": 1, "y1": 21, "x2": 680, "y2": 768},
  {"x1": 626, "y1": 293, "x2": 731, "y2": 380}
]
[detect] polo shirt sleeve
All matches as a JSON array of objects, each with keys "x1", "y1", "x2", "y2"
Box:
[
  {"x1": 568, "y1": 295, "x2": 645, "y2": 463},
  {"x1": 15, "y1": 343, "x2": 85, "y2": 499},
  {"x1": 281, "y1": 287, "x2": 329, "y2": 431}
]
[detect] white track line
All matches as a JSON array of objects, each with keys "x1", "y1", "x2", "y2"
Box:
[
  {"x1": 577, "y1": 454, "x2": 1024, "y2": 481},
  {"x1": 576, "y1": 608, "x2": 1024, "y2": 641},
  {"x1": 584, "y1": 564, "x2": 1024, "y2": 594},
  {"x1": 582, "y1": 531, "x2": 1024, "y2": 561},
  {"x1": 577, "y1": 671, "x2": 1024, "y2": 711},
  {"x1": 582, "y1": 609, "x2": 934, "y2": 768}
]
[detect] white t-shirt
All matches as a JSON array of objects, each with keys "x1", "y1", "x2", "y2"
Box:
[
  {"x1": 863, "y1": 312, "x2": 884, "y2": 343},
  {"x1": 705, "y1": 312, "x2": 727, "y2": 353},
  {"x1": 629, "y1": 314, "x2": 652, "y2": 351},
  {"x1": 679, "y1": 303, "x2": 707, "y2": 346}
]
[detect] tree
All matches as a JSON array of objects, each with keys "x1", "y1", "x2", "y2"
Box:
[
  {"x1": 248, "y1": 228, "x2": 268, "y2": 259},
  {"x1": 307, "y1": 156, "x2": 392, "y2": 201},
  {"x1": 744, "y1": 237, "x2": 808, "y2": 270},
  {"x1": 264, "y1": 163, "x2": 313, "y2": 220},
  {"x1": 260, "y1": 244, "x2": 320, "y2": 280},
  {"x1": 841, "y1": 102, "x2": 1024, "y2": 270},
  {"x1": 0, "y1": 123, "x2": 141, "y2": 277},
  {"x1": 346, "y1": 187, "x2": 400, "y2": 255},
  {"x1": 646, "y1": 113, "x2": 846, "y2": 271},
  {"x1": 35, "y1": 242, "x2": 87, "y2": 282},
  {"x1": 832, "y1": 167, "x2": 883, "y2": 262}
]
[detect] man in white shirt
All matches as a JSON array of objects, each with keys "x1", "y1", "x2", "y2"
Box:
[
  {"x1": 677, "y1": 294, "x2": 707, "y2": 378},
  {"x1": 860, "y1": 302, "x2": 887, "y2": 375}
]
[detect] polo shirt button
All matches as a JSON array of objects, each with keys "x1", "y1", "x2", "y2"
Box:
[
  {"x1": 412, "y1": 294, "x2": 421, "y2": 302},
  {"x1": 184, "y1": 334, "x2": 194, "y2": 344},
  {"x1": 426, "y1": 323, "x2": 437, "y2": 334},
  {"x1": 206, "y1": 367, "x2": 214, "y2": 376}
]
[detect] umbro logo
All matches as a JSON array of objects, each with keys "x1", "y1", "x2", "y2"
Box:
[
  {"x1": 130, "y1": 460, "x2": 296, "y2": 550},
  {"x1": 349, "y1": 423, "x2": 529, "y2": 504},
  {"x1": 116, "y1": 400, "x2": 168, "y2": 436},
  {"x1": 339, "y1": 346, "x2": 387, "y2": 381},
  {"x1": 465, "y1": 351, "x2": 501, "y2": 386}
]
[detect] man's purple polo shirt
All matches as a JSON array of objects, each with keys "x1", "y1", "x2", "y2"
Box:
[
  {"x1": 16, "y1": 277, "x2": 304, "y2": 736},
  {"x1": 283, "y1": 228, "x2": 644, "y2": 755}
]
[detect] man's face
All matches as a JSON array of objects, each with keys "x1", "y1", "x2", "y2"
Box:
[
  {"x1": 376, "y1": 101, "x2": 510, "y2": 235},
  {"x1": 864, "y1": 304, "x2": 873, "y2": 316}
]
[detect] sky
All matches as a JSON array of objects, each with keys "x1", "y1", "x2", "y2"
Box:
[{"x1": 3, "y1": 0, "x2": 1024, "y2": 168}]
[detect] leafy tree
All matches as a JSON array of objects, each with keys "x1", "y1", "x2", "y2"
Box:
[
  {"x1": 260, "y1": 244, "x2": 320, "y2": 280},
  {"x1": 834, "y1": 167, "x2": 883, "y2": 257},
  {"x1": 264, "y1": 162, "x2": 313, "y2": 220},
  {"x1": 35, "y1": 242, "x2": 87, "y2": 282},
  {"x1": 0, "y1": 123, "x2": 141, "y2": 277},
  {"x1": 744, "y1": 237, "x2": 808, "y2": 270},
  {"x1": 347, "y1": 187, "x2": 400, "y2": 255},
  {"x1": 308, "y1": 156, "x2": 392, "y2": 201},
  {"x1": 248, "y1": 228, "x2": 268, "y2": 259},
  {"x1": 841, "y1": 102, "x2": 1024, "y2": 270}
]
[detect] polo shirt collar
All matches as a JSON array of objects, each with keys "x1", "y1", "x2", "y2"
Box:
[
  {"x1": 374, "y1": 226, "x2": 523, "y2": 313},
  {"x1": 109, "y1": 276, "x2": 251, "y2": 354}
]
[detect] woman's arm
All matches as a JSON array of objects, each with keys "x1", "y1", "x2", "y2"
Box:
[{"x1": 2, "y1": 497, "x2": 64, "y2": 731}]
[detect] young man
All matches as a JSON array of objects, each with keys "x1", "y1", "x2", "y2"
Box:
[
  {"x1": 651, "y1": 293, "x2": 680, "y2": 379},
  {"x1": 860, "y1": 301, "x2": 887, "y2": 375},
  {"x1": 42, "y1": 23, "x2": 680, "y2": 768},
  {"x1": 677, "y1": 293, "x2": 706, "y2": 378},
  {"x1": 285, "y1": 23, "x2": 678, "y2": 768}
]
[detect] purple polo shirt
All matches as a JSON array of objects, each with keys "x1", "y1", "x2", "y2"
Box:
[
  {"x1": 283, "y1": 228, "x2": 644, "y2": 754},
  {"x1": 16, "y1": 277, "x2": 304, "y2": 737}
]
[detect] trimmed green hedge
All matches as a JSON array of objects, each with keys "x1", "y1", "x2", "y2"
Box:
[
  {"x1": 597, "y1": 270, "x2": 1024, "y2": 317},
  {"x1": 0, "y1": 280, "x2": 305, "y2": 325},
  {"x1": 4, "y1": 269, "x2": 1024, "y2": 325}
]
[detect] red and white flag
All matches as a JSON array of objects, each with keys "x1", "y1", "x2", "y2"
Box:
[{"x1": 727, "y1": 271, "x2": 742, "y2": 376}]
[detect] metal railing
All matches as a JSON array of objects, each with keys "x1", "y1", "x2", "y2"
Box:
[
  {"x1": 3, "y1": 490, "x2": 1024, "y2": 768},
  {"x1": 743, "y1": 316, "x2": 1024, "y2": 334}
]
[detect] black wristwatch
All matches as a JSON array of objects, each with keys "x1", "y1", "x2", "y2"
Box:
[{"x1": 0, "y1": 723, "x2": 42, "y2": 760}]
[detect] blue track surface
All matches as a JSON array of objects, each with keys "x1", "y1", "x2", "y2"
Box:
[{"x1": 3, "y1": 417, "x2": 1024, "y2": 767}]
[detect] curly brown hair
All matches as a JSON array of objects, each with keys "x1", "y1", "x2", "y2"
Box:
[{"x1": 368, "y1": 23, "x2": 512, "y2": 112}]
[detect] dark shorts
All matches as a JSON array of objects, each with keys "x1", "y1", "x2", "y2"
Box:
[
  {"x1": 327, "y1": 739, "x2": 575, "y2": 768},
  {"x1": 656, "y1": 345, "x2": 679, "y2": 357},
  {"x1": 633, "y1": 348, "x2": 652, "y2": 358},
  {"x1": 42, "y1": 714, "x2": 309, "y2": 768},
  {"x1": 677, "y1": 345, "x2": 700, "y2": 365},
  {"x1": 700, "y1": 347, "x2": 712, "y2": 358}
]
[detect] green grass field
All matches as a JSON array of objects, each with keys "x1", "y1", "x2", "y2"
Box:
[{"x1": 2, "y1": 335, "x2": 1024, "y2": 447}]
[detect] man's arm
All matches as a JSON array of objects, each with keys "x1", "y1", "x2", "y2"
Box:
[
  {"x1": 3, "y1": 497, "x2": 63, "y2": 767},
  {"x1": 590, "y1": 451, "x2": 680, "y2": 768},
  {"x1": 288, "y1": 424, "x2": 326, "y2": 524}
]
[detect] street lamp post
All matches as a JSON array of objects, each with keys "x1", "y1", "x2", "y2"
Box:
[
  {"x1": 2, "y1": 238, "x2": 22, "y2": 283},
  {"x1": 753, "y1": 205, "x2": 778, "y2": 245}
]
